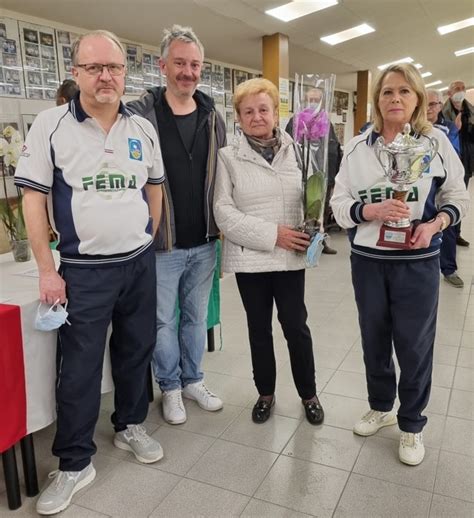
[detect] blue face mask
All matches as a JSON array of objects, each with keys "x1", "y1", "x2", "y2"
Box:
[
  {"x1": 306, "y1": 232, "x2": 327, "y2": 267},
  {"x1": 35, "y1": 299, "x2": 71, "y2": 331}
]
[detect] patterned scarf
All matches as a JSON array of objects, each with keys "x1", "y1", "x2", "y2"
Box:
[{"x1": 245, "y1": 127, "x2": 282, "y2": 164}]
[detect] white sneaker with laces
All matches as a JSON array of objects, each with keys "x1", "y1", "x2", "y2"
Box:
[
  {"x1": 399, "y1": 431, "x2": 425, "y2": 466},
  {"x1": 353, "y1": 409, "x2": 397, "y2": 436},
  {"x1": 182, "y1": 381, "x2": 223, "y2": 411},
  {"x1": 114, "y1": 424, "x2": 163, "y2": 463},
  {"x1": 162, "y1": 388, "x2": 187, "y2": 424},
  {"x1": 36, "y1": 463, "x2": 96, "y2": 515}
]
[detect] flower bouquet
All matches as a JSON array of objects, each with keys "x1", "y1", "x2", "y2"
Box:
[
  {"x1": 0, "y1": 125, "x2": 30, "y2": 261},
  {"x1": 292, "y1": 73, "x2": 335, "y2": 265}
]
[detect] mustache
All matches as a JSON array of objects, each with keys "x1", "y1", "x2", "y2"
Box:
[{"x1": 176, "y1": 74, "x2": 197, "y2": 82}]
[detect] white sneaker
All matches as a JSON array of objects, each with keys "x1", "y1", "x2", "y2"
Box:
[
  {"x1": 162, "y1": 388, "x2": 186, "y2": 424},
  {"x1": 353, "y1": 409, "x2": 397, "y2": 436},
  {"x1": 399, "y1": 431, "x2": 425, "y2": 466},
  {"x1": 114, "y1": 424, "x2": 164, "y2": 463},
  {"x1": 182, "y1": 381, "x2": 223, "y2": 411},
  {"x1": 36, "y1": 463, "x2": 96, "y2": 515}
]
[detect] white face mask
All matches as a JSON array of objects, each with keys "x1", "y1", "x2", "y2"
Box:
[{"x1": 452, "y1": 91, "x2": 465, "y2": 104}]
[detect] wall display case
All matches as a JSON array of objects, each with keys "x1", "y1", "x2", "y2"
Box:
[
  {"x1": 232, "y1": 69, "x2": 248, "y2": 91},
  {"x1": 199, "y1": 61, "x2": 212, "y2": 97},
  {"x1": 0, "y1": 18, "x2": 24, "y2": 98},
  {"x1": 142, "y1": 49, "x2": 162, "y2": 88},
  {"x1": 223, "y1": 67, "x2": 232, "y2": 92},
  {"x1": 19, "y1": 21, "x2": 59, "y2": 100},
  {"x1": 123, "y1": 42, "x2": 143, "y2": 95},
  {"x1": 211, "y1": 63, "x2": 224, "y2": 105},
  {"x1": 55, "y1": 29, "x2": 80, "y2": 81}
]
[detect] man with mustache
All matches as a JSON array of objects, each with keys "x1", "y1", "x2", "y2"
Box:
[{"x1": 128, "y1": 25, "x2": 226, "y2": 425}]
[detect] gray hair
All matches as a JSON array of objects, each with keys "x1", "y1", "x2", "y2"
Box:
[
  {"x1": 71, "y1": 30, "x2": 125, "y2": 66},
  {"x1": 426, "y1": 89, "x2": 442, "y2": 101},
  {"x1": 160, "y1": 24, "x2": 204, "y2": 60}
]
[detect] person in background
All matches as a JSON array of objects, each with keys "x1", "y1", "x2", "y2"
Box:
[
  {"x1": 15, "y1": 30, "x2": 165, "y2": 515},
  {"x1": 426, "y1": 89, "x2": 463, "y2": 288},
  {"x1": 56, "y1": 78, "x2": 79, "y2": 106},
  {"x1": 286, "y1": 87, "x2": 343, "y2": 254},
  {"x1": 214, "y1": 78, "x2": 325, "y2": 426},
  {"x1": 331, "y1": 64, "x2": 469, "y2": 466},
  {"x1": 127, "y1": 25, "x2": 225, "y2": 425},
  {"x1": 442, "y1": 80, "x2": 474, "y2": 247}
]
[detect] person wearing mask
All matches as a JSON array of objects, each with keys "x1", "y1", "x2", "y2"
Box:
[
  {"x1": 442, "y1": 80, "x2": 474, "y2": 247},
  {"x1": 426, "y1": 89, "x2": 464, "y2": 288},
  {"x1": 127, "y1": 25, "x2": 225, "y2": 425},
  {"x1": 331, "y1": 64, "x2": 469, "y2": 466},
  {"x1": 214, "y1": 78, "x2": 325, "y2": 426},
  {"x1": 15, "y1": 31, "x2": 165, "y2": 514}
]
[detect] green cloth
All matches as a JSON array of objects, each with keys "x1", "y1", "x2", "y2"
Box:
[{"x1": 207, "y1": 239, "x2": 221, "y2": 328}]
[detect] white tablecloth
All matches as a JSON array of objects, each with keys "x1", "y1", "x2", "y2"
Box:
[{"x1": 0, "y1": 251, "x2": 113, "y2": 435}]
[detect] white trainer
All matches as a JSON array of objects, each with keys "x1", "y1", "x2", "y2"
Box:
[
  {"x1": 182, "y1": 381, "x2": 223, "y2": 411},
  {"x1": 399, "y1": 431, "x2": 425, "y2": 466},
  {"x1": 162, "y1": 388, "x2": 187, "y2": 424},
  {"x1": 36, "y1": 463, "x2": 96, "y2": 515},
  {"x1": 353, "y1": 409, "x2": 397, "y2": 436},
  {"x1": 114, "y1": 424, "x2": 164, "y2": 463}
]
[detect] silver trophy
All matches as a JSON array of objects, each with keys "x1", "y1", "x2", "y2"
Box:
[{"x1": 374, "y1": 123, "x2": 438, "y2": 248}]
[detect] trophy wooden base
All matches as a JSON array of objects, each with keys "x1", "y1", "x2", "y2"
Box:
[{"x1": 377, "y1": 223, "x2": 412, "y2": 249}]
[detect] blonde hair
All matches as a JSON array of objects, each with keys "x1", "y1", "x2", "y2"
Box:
[
  {"x1": 71, "y1": 30, "x2": 125, "y2": 66},
  {"x1": 371, "y1": 63, "x2": 431, "y2": 134},
  {"x1": 233, "y1": 78, "x2": 279, "y2": 115}
]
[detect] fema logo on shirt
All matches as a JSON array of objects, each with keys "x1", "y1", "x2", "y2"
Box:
[{"x1": 128, "y1": 138, "x2": 142, "y2": 161}]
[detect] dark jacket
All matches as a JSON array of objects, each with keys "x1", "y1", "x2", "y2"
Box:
[
  {"x1": 442, "y1": 98, "x2": 474, "y2": 179},
  {"x1": 127, "y1": 87, "x2": 226, "y2": 250}
]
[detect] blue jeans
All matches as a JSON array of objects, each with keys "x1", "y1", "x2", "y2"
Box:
[{"x1": 153, "y1": 241, "x2": 217, "y2": 391}]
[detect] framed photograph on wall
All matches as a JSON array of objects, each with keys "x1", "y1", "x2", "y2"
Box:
[
  {"x1": 211, "y1": 63, "x2": 224, "y2": 105},
  {"x1": 19, "y1": 21, "x2": 59, "y2": 100},
  {"x1": 223, "y1": 67, "x2": 232, "y2": 92},
  {"x1": 142, "y1": 49, "x2": 162, "y2": 88},
  {"x1": 0, "y1": 17, "x2": 25, "y2": 98},
  {"x1": 123, "y1": 42, "x2": 143, "y2": 95},
  {"x1": 56, "y1": 29, "x2": 80, "y2": 81},
  {"x1": 225, "y1": 92, "x2": 233, "y2": 109},
  {"x1": 232, "y1": 69, "x2": 248, "y2": 91},
  {"x1": 333, "y1": 90, "x2": 349, "y2": 113},
  {"x1": 199, "y1": 61, "x2": 212, "y2": 96}
]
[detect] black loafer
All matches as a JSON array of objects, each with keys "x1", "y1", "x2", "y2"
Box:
[
  {"x1": 252, "y1": 397, "x2": 274, "y2": 424},
  {"x1": 303, "y1": 396, "x2": 324, "y2": 425}
]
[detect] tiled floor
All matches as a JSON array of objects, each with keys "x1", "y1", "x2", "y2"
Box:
[{"x1": 1, "y1": 196, "x2": 472, "y2": 517}]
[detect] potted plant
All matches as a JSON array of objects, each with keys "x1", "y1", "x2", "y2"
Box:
[{"x1": 0, "y1": 125, "x2": 30, "y2": 262}]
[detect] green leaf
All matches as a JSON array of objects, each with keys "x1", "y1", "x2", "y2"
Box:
[{"x1": 305, "y1": 171, "x2": 326, "y2": 220}]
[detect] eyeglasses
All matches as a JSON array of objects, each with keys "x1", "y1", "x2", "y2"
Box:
[
  {"x1": 427, "y1": 101, "x2": 441, "y2": 108},
  {"x1": 76, "y1": 63, "x2": 125, "y2": 76}
]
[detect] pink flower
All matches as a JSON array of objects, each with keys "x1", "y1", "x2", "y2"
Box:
[{"x1": 294, "y1": 108, "x2": 330, "y2": 143}]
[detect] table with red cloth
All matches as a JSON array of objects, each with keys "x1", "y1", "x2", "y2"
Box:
[{"x1": 0, "y1": 252, "x2": 113, "y2": 510}]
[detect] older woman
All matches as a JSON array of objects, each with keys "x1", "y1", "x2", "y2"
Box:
[
  {"x1": 331, "y1": 64, "x2": 469, "y2": 465},
  {"x1": 214, "y1": 78, "x2": 324, "y2": 425}
]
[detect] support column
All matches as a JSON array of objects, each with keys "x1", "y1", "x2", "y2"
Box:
[
  {"x1": 354, "y1": 70, "x2": 371, "y2": 135},
  {"x1": 262, "y1": 33, "x2": 290, "y2": 127}
]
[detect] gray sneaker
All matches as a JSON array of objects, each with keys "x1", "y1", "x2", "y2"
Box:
[
  {"x1": 114, "y1": 424, "x2": 163, "y2": 463},
  {"x1": 36, "y1": 463, "x2": 96, "y2": 515},
  {"x1": 444, "y1": 273, "x2": 464, "y2": 288}
]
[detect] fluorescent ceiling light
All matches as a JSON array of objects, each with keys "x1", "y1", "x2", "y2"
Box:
[
  {"x1": 414, "y1": 63, "x2": 423, "y2": 69},
  {"x1": 437, "y1": 17, "x2": 474, "y2": 35},
  {"x1": 320, "y1": 23, "x2": 375, "y2": 45},
  {"x1": 425, "y1": 80, "x2": 442, "y2": 87},
  {"x1": 421, "y1": 72, "x2": 432, "y2": 78},
  {"x1": 266, "y1": 0, "x2": 338, "y2": 22},
  {"x1": 454, "y1": 47, "x2": 474, "y2": 57},
  {"x1": 377, "y1": 57, "x2": 414, "y2": 70},
  {"x1": 439, "y1": 86, "x2": 449, "y2": 91}
]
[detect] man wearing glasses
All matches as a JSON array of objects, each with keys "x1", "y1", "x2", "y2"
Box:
[
  {"x1": 426, "y1": 89, "x2": 464, "y2": 288},
  {"x1": 15, "y1": 30, "x2": 165, "y2": 515}
]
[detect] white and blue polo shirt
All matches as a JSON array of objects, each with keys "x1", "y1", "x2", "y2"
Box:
[{"x1": 15, "y1": 96, "x2": 165, "y2": 267}]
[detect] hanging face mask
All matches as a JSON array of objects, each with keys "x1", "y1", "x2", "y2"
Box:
[
  {"x1": 451, "y1": 91, "x2": 465, "y2": 104},
  {"x1": 306, "y1": 232, "x2": 327, "y2": 268},
  {"x1": 35, "y1": 299, "x2": 71, "y2": 331}
]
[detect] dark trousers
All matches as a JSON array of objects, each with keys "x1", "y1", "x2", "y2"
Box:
[
  {"x1": 235, "y1": 270, "x2": 316, "y2": 400},
  {"x1": 453, "y1": 174, "x2": 470, "y2": 238},
  {"x1": 351, "y1": 254, "x2": 439, "y2": 433},
  {"x1": 440, "y1": 225, "x2": 458, "y2": 275},
  {"x1": 52, "y1": 249, "x2": 157, "y2": 471}
]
